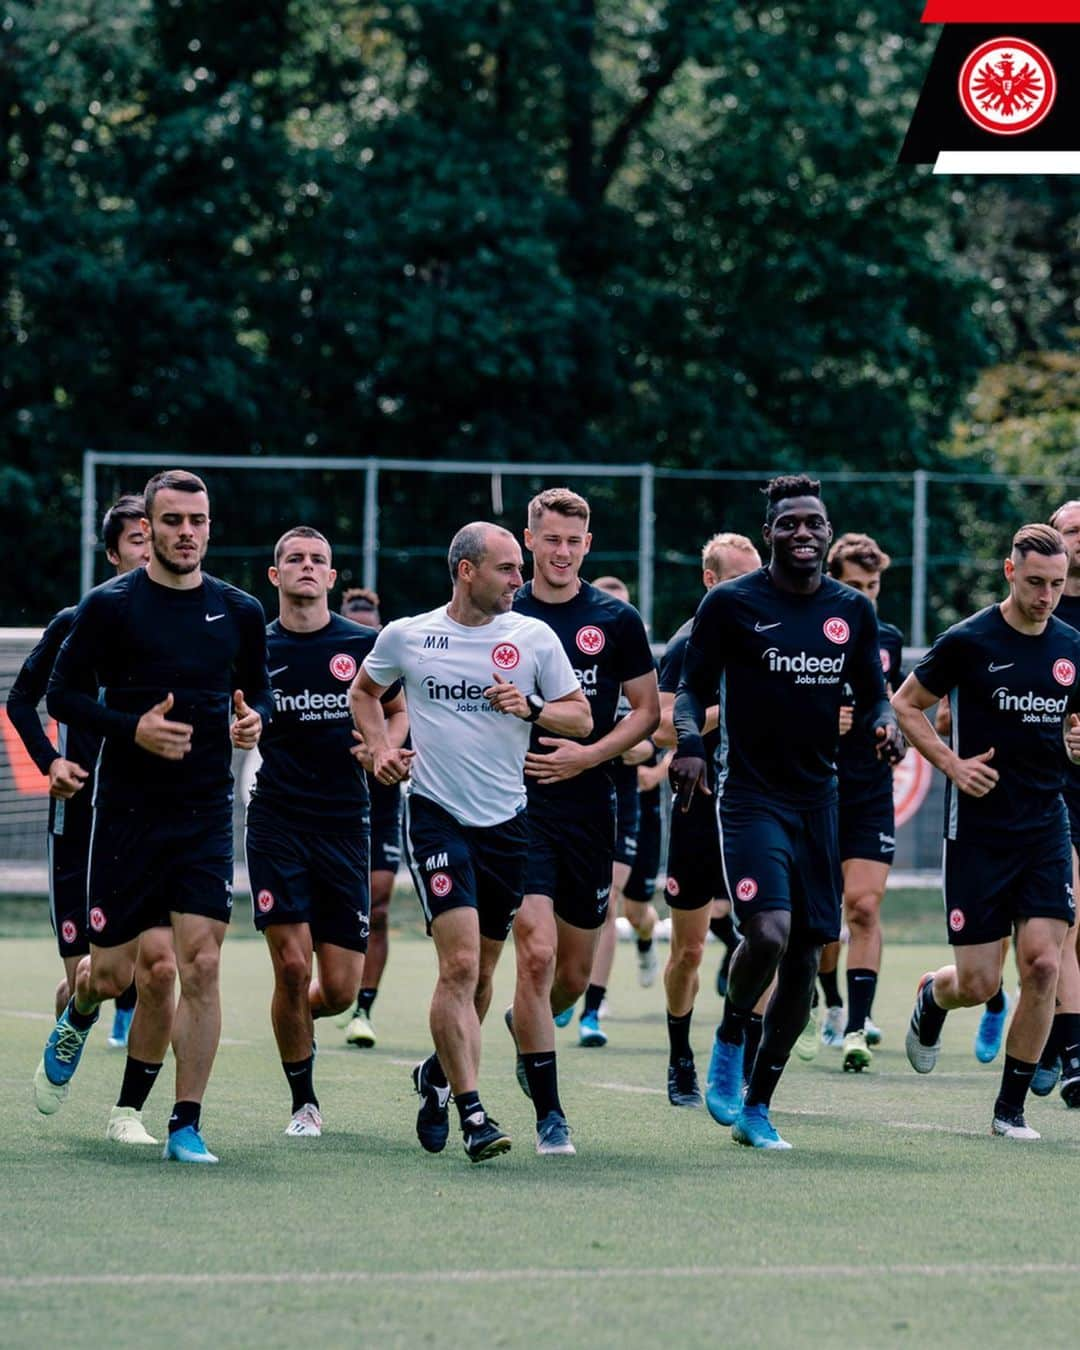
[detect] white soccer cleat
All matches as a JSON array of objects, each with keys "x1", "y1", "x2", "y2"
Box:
[
  {"x1": 991, "y1": 1114, "x2": 1040, "y2": 1141},
  {"x1": 285, "y1": 1103, "x2": 323, "y2": 1138},
  {"x1": 344, "y1": 1010, "x2": 376, "y2": 1048},
  {"x1": 106, "y1": 1106, "x2": 159, "y2": 1145},
  {"x1": 637, "y1": 943, "x2": 659, "y2": 988},
  {"x1": 820, "y1": 1005, "x2": 846, "y2": 1047}
]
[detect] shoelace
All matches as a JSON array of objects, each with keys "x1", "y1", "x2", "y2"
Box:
[{"x1": 51, "y1": 1021, "x2": 88, "y2": 1064}]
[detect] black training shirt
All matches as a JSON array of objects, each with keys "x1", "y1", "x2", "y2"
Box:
[
  {"x1": 837, "y1": 618, "x2": 904, "y2": 794},
  {"x1": 661, "y1": 616, "x2": 722, "y2": 789}
]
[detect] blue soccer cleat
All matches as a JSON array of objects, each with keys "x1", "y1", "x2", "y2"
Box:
[
  {"x1": 974, "y1": 991, "x2": 1010, "y2": 1064},
  {"x1": 108, "y1": 1006, "x2": 134, "y2": 1049},
  {"x1": 33, "y1": 1004, "x2": 98, "y2": 1115},
  {"x1": 732, "y1": 1103, "x2": 792, "y2": 1150},
  {"x1": 163, "y1": 1125, "x2": 219, "y2": 1164},
  {"x1": 705, "y1": 1035, "x2": 744, "y2": 1126},
  {"x1": 579, "y1": 1010, "x2": 607, "y2": 1047},
  {"x1": 554, "y1": 1004, "x2": 575, "y2": 1028}
]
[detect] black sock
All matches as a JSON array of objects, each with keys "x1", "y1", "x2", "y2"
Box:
[
  {"x1": 583, "y1": 984, "x2": 605, "y2": 1017},
  {"x1": 116, "y1": 1057, "x2": 162, "y2": 1111},
  {"x1": 455, "y1": 1090, "x2": 482, "y2": 1126},
  {"x1": 810, "y1": 985, "x2": 820, "y2": 1011},
  {"x1": 743, "y1": 1013, "x2": 764, "y2": 1087},
  {"x1": 718, "y1": 998, "x2": 751, "y2": 1046},
  {"x1": 819, "y1": 969, "x2": 842, "y2": 1009},
  {"x1": 65, "y1": 997, "x2": 98, "y2": 1031},
  {"x1": 522, "y1": 1052, "x2": 563, "y2": 1120},
  {"x1": 845, "y1": 969, "x2": 878, "y2": 1036},
  {"x1": 985, "y1": 984, "x2": 1006, "y2": 1014},
  {"x1": 994, "y1": 1054, "x2": 1036, "y2": 1117},
  {"x1": 424, "y1": 1054, "x2": 448, "y2": 1088},
  {"x1": 710, "y1": 913, "x2": 737, "y2": 950},
  {"x1": 168, "y1": 1100, "x2": 201, "y2": 1135},
  {"x1": 355, "y1": 988, "x2": 377, "y2": 1016},
  {"x1": 667, "y1": 1009, "x2": 693, "y2": 1063},
  {"x1": 745, "y1": 1049, "x2": 789, "y2": 1109},
  {"x1": 636, "y1": 936, "x2": 653, "y2": 953},
  {"x1": 282, "y1": 1055, "x2": 318, "y2": 1113},
  {"x1": 918, "y1": 978, "x2": 948, "y2": 1046},
  {"x1": 1039, "y1": 1015, "x2": 1063, "y2": 1068},
  {"x1": 1056, "y1": 1013, "x2": 1080, "y2": 1079},
  {"x1": 115, "y1": 982, "x2": 138, "y2": 1013}
]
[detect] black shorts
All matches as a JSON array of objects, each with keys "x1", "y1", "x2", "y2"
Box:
[
  {"x1": 614, "y1": 770, "x2": 640, "y2": 868},
  {"x1": 943, "y1": 823, "x2": 1075, "y2": 946},
  {"x1": 404, "y1": 793, "x2": 528, "y2": 942},
  {"x1": 664, "y1": 789, "x2": 725, "y2": 911},
  {"x1": 525, "y1": 788, "x2": 615, "y2": 930},
  {"x1": 624, "y1": 799, "x2": 662, "y2": 904},
  {"x1": 370, "y1": 780, "x2": 403, "y2": 876},
  {"x1": 87, "y1": 803, "x2": 231, "y2": 948},
  {"x1": 718, "y1": 796, "x2": 842, "y2": 944},
  {"x1": 1065, "y1": 785, "x2": 1080, "y2": 852},
  {"x1": 246, "y1": 817, "x2": 370, "y2": 952},
  {"x1": 48, "y1": 827, "x2": 90, "y2": 959},
  {"x1": 838, "y1": 783, "x2": 896, "y2": 865}
]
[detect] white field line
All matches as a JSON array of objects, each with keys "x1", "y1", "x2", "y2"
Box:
[
  {"x1": 0, "y1": 1008, "x2": 53, "y2": 1021},
  {"x1": 588, "y1": 1081, "x2": 665, "y2": 1096},
  {"x1": 5, "y1": 1262, "x2": 1080, "y2": 1292}
]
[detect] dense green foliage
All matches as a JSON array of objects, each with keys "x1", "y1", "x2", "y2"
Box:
[{"x1": 2, "y1": 3, "x2": 1078, "y2": 623}]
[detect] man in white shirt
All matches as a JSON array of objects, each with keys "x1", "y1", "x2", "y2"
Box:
[{"x1": 350, "y1": 521, "x2": 591, "y2": 1163}]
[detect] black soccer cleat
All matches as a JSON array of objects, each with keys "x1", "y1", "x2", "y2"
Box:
[
  {"x1": 462, "y1": 1110, "x2": 512, "y2": 1163},
  {"x1": 667, "y1": 1057, "x2": 703, "y2": 1108},
  {"x1": 412, "y1": 1056, "x2": 451, "y2": 1154}
]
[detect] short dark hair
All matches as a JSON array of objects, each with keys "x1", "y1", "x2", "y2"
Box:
[
  {"x1": 527, "y1": 487, "x2": 590, "y2": 532},
  {"x1": 341, "y1": 586, "x2": 380, "y2": 614},
  {"x1": 1012, "y1": 523, "x2": 1066, "y2": 560},
  {"x1": 827, "y1": 532, "x2": 891, "y2": 578},
  {"x1": 447, "y1": 521, "x2": 513, "y2": 582},
  {"x1": 101, "y1": 494, "x2": 145, "y2": 554},
  {"x1": 144, "y1": 470, "x2": 208, "y2": 519},
  {"x1": 274, "y1": 525, "x2": 331, "y2": 568},
  {"x1": 762, "y1": 474, "x2": 824, "y2": 523}
]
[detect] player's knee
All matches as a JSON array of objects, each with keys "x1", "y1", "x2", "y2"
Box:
[
  {"x1": 956, "y1": 968, "x2": 1000, "y2": 1005},
  {"x1": 1023, "y1": 947, "x2": 1062, "y2": 996},
  {"x1": 670, "y1": 934, "x2": 706, "y2": 973},
  {"x1": 178, "y1": 943, "x2": 221, "y2": 996},
  {"x1": 554, "y1": 957, "x2": 591, "y2": 1002},
  {"x1": 319, "y1": 973, "x2": 359, "y2": 1014},
  {"x1": 517, "y1": 933, "x2": 556, "y2": 989},
  {"x1": 744, "y1": 912, "x2": 789, "y2": 966},
  {"x1": 369, "y1": 901, "x2": 390, "y2": 936},
  {"x1": 438, "y1": 948, "x2": 479, "y2": 995},
  {"x1": 273, "y1": 949, "x2": 311, "y2": 997},
  {"x1": 845, "y1": 893, "x2": 880, "y2": 933},
  {"x1": 138, "y1": 951, "x2": 177, "y2": 1004}
]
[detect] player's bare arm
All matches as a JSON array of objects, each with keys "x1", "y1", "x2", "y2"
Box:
[
  {"x1": 523, "y1": 671, "x2": 655, "y2": 785},
  {"x1": 350, "y1": 688, "x2": 408, "y2": 771},
  {"x1": 350, "y1": 667, "x2": 415, "y2": 784},
  {"x1": 893, "y1": 673, "x2": 998, "y2": 798}
]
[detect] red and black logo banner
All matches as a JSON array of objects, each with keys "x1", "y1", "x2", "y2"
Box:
[{"x1": 900, "y1": 4, "x2": 1080, "y2": 170}]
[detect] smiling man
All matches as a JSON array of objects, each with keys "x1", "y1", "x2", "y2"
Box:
[
  {"x1": 36, "y1": 470, "x2": 272, "y2": 1164},
  {"x1": 671, "y1": 475, "x2": 902, "y2": 1149}
]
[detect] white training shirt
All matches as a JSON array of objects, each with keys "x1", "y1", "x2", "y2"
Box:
[{"x1": 362, "y1": 605, "x2": 580, "y2": 828}]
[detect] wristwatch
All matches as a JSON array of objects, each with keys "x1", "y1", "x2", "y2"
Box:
[{"x1": 525, "y1": 693, "x2": 545, "y2": 722}]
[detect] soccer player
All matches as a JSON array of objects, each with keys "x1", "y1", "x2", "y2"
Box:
[
  {"x1": 35, "y1": 470, "x2": 272, "y2": 1164},
  {"x1": 654, "y1": 532, "x2": 761, "y2": 1106},
  {"x1": 816, "y1": 532, "x2": 905, "y2": 1072},
  {"x1": 246, "y1": 531, "x2": 407, "y2": 1137},
  {"x1": 896, "y1": 524, "x2": 1080, "y2": 1140},
  {"x1": 336, "y1": 588, "x2": 403, "y2": 1049},
  {"x1": 350, "y1": 522, "x2": 590, "y2": 1163},
  {"x1": 672, "y1": 475, "x2": 902, "y2": 1149},
  {"x1": 509, "y1": 506, "x2": 658, "y2": 1150}
]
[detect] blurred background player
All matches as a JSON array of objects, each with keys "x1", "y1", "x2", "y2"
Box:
[
  {"x1": 655, "y1": 532, "x2": 761, "y2": 1105},
  {"x1": 571, "y1": 572, "x2": 659, "y2": 1046},
  {"x1": 814, "y1": 532, "x2": 905, "y2": 1072},
  {"x1": 336, "y1": 587, "x2": 405, "y2": 1049}
]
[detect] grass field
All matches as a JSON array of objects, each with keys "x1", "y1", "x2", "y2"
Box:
[{"x1": 2, "y1": 893, "x2": 1078, "y2": 1349}]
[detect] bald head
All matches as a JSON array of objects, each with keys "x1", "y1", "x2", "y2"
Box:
[{"x1": 448, "y1": 521, "x2": 516, "y2": 583}]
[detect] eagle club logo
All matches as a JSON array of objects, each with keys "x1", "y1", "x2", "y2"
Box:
[
  {"x1": 430, "y1": 871, "x2": 453, "y2": 898},
  {"x1": 257, "y1": 889, "x2": 274, "y2": 913},
  {"x1": 823, "y1": 618, "x2": 850, "y2": 645},
  {"x1": 880, "y1": 647, "x2": 891, "y2": 673},
  {"x1": 89, "y1": 907, "x2": 106, "y2": 933},
  {"x1": 959, "y1": 37, "x2": 1056, "y2": 135},
  {"x1": 665, "y1": 876, "x2": 680, "y2": 898},
  {"x1": 576, "y1": 625, "x2": 605, "y2": 656},
  {"x1": 949, "y1": 908, "x2": 965, "y2": 933},
  {"x1": 61, "y1": 919, "x2": 78, "y2": 944},
  {"x1": 735, "y1": 877, "x2": 758, "y2": 902},
  {"x1": 329, "y1": 653, "x2": 357, "y2": 682},
  {"x1": 1054, "y1": 658, "x2": 1076, "y2": 687},
  {"x1": 492, "y1": 642, "x2": 520, "y2": 671}
]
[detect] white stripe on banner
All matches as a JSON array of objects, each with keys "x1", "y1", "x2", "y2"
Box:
[{"x1": 934, "y1": 152, "x2": 1080, "y2": 175}]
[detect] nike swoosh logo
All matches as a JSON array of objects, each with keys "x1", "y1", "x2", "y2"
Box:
[
  {"x1": 269, "y1": 666, "x2": 289, "y2": 677},
  {"x1": 754, "y1": 621, "x2": 781, "y2": 632},
  {"x1": 988, "y1": 662, "x2": 1013, "y2": 672},
  {"x1": 205, "y1": 613, "x2": 225, "y2": 623}
]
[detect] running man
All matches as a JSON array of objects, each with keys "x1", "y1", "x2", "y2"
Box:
[
  {"x1": 36, "y1": 470, "x2": 272, "y2": 1164},
  {"x1": 336, "y1": 588, "x2": 404, "y2": 1049},
  {"x1": 654, "y1": 531, "x2": 761, "y2": 1106},
  {"x1": 350, "y1": 522, "x2": 590, "y2": 1163},
  {"x1": 246, "y1": 531, "x2": 407, "y2": 1137},
  {"x1": 509, "y1": 503, "x2": 658, "y2": 1150},
  {"x1": 896, "y1": 524, "x2": 1080, "y2": 1140},
  {"x1": 672, "y1": 475, "x2": 902, "y2": 1149},
  {"x1": 817, "y1": 532, "x2": 905, "y2": 1072}
]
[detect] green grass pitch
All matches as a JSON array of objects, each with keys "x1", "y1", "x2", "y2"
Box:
[{"x1": 2, "y1": 893, "x2": 1079, "y2": 1348}]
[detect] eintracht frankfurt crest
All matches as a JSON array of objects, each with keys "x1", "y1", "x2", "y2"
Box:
[{"x1": 959, "y1": 38, "x2": 1056, "y2": 133}]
